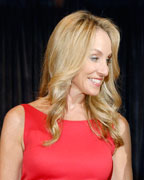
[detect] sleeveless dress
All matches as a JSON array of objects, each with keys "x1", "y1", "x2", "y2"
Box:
[{"x1": 21, "y1": 104, "x2": 115, "y2": 180}]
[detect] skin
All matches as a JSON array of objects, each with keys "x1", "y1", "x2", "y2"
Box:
[{"x1": 0, "y1": 28, "x2": 133, "y2": 179}]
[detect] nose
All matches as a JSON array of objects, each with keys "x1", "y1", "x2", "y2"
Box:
[{"x1": 96, "y1": 60, "x2": 109, "y2": 77}]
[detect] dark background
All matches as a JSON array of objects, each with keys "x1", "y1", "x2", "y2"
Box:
[{"x1": 0, "y1": 0, "x2": 144, "y2": 179}]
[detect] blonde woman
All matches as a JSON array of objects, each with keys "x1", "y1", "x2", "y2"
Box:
[{"x1": 0, "y1": 10, "x2": 133, "y2": 180}]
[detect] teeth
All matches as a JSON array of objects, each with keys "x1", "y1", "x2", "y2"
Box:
[{"x1": 89, "y1": 78, "x2": 101, "y2": 84}]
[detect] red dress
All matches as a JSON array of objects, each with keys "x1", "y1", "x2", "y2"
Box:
[{"x1": 21, "y1": 104, "x2": 115, "y2": 180}]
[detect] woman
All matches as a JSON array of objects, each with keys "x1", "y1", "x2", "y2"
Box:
[{"x1": 0, "y1": 10, "x2": 133, "y2": 179}]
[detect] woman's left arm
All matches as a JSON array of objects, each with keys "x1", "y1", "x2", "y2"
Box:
[{"x1": 111, "y1": 115, "x2": 133, "y2": 180}]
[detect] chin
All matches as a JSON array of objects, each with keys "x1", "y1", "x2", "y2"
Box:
[{"x1": 86, "y1": 90, "x2": 100, "y2": 96}]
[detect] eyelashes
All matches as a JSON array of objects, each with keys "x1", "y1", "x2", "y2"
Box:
[
  {"x1": 90, "y1": 56, "x2": 112, "y2": 64},
  {"x1": 90, "y1": 56, "x2": 99, "y2": 62},
  {"x1": 106, "y1": 58, "x2": 112, "y2": 64}
]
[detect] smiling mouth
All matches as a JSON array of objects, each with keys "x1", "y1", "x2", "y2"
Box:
[{"x1": 88, "y1": 78, "x2": 103, "y2": 86}]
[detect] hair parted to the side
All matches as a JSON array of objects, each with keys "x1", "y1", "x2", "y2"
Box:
[{"x1": 39, "y1": 10, "x2": 124, "y2": 148}]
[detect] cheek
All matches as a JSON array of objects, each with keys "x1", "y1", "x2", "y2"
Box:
[
  {"x1": 72, "y1": 71, "x2": 88, "y2": 92},
  {"x1": 71, "y1": 62, "x2": 92, "y2": 88},
  {"x1": 72, "y1": 73, "x2": 84, "y2": 85}
]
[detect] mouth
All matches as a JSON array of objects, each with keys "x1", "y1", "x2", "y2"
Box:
[{"x1": 88, "y1": 78, "x2": 103, "y2": 87}]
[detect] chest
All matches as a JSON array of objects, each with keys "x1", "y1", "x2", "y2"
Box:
[{"x1": 22, "y1": 121, "x2": 114, "y2": 180}]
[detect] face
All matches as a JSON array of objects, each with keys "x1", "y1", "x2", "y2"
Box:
[{"x1": 71, "y1": 28, "x2": 112, "y2": 96}]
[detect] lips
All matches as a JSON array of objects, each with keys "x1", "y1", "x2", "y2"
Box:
[{"x1": 88, "y1": 78, "x2": 103, "y2": 86}]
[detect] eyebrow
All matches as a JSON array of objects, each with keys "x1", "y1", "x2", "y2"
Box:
[{"x1": 91, "y1": 49, "x2": 112, "y2": 58}]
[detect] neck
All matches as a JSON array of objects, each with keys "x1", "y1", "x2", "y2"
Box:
[{"x1": 66, "y1": 84, "x2": 85, "y2": 111}]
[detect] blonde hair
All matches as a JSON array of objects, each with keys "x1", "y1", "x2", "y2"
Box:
[{"x1": 39, "y1": 10, "x2": 123, "y2": 148}]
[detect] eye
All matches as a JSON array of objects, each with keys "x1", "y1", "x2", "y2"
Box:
[
  {"x1": 90, "y1": 56, "x2": 99, "y2": 62},
  {"x1": 106, "y1": 58, "x2": 112, "y2": 65}
]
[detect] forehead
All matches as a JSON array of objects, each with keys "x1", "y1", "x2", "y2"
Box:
[{"x1": 89, "y1": 28, "x2": 112, "y2": 55}]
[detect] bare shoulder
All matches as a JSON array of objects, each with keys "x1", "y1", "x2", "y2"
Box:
[
  {"x1": 117, "y1": 113, "x2": 130, "y2": 137},
  {"x1": 1, "y1": 97, "x2": 49, "y2": 137},
  {"x1": 3, "y1": 105, "x2": 25, "y2": 129},
  {"x1": 111, "y1": 114, "x2": 133, "y2": 180},
  {"x1": 0, "y1": 105, "x2": 25, "y2": 147},
  {"x1": 0, "y1": 105, "x2": 25, "y2": 179},
  {"x1": 3, "y1": 97, "x2": 47, "y2": 126}
]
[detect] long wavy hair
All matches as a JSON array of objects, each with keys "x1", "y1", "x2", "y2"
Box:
[{"x1": 39, "y1": 10, "x2": 123, "y2": 148}]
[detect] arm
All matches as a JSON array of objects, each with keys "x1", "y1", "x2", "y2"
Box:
[
  {"x1": 111, "y1": 115, "x2": 133, "y2": 180},
  {"x1": 0, "y1": 106, "x2": 24, "y2": 180}
]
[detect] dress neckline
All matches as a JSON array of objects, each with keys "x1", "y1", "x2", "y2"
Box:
[{"x1": 26, "y1": 104, "x2": 88, "y2": 122}]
